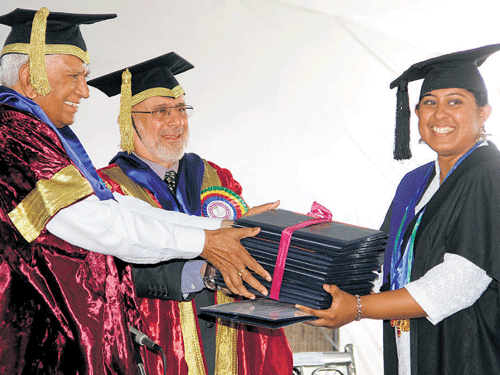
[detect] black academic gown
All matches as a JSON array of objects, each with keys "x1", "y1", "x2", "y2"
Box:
[{"x1": 382, "y1": 142, "x2": 500, "y2": 375}]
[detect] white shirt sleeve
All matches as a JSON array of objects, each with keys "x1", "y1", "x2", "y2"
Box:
[
  {"x1": 405, "y1": 253, "x2": 492, "y2": 325},
  {"x1": 46, "y1": 193, "x2": 223, "y2": 264}
]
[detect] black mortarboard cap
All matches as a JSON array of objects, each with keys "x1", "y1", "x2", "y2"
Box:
[
  {"x1": 87, "y1": 52, "x2": 194, "y2": 152},
  {"x1": 87, "y1": 52, "x2": 193, "y2": 99},
  {"x1": 389, "y1": 43, "x2": 500, "y2": 160},
  {"x1": 0, "y1": 7, "x2": 116, "y2": 96}
]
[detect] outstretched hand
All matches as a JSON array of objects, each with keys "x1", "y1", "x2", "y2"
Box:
[
  {"x1": 202, "y1": 200, "x2": 280, "y2": 299},
  {"x1": 295, "y1": 284, "x2": 357, "y2": 328},
  {"x1": 243, "y1": 200, "x2": 280, "y2": 217},
  {"x1": 201, "y1": 226, "x2": 272, "y2": 299},
  {"x1": 219, "y1": 200, "x2": 280, "y2": 228}
]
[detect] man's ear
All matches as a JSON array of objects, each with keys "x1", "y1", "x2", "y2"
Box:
[{"x1": 17, "y1": 63, "x2": 38, "y2": 99}]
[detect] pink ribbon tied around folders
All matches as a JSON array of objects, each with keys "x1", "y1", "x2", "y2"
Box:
[{"x1": 269, "y1": 202, "x2": 332, "y2": 300}]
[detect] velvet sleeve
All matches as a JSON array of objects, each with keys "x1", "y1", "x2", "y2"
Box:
[
  {"x1": 0, "y1": 106, "x2": 142, "y2": 375},
  {"x1": 206, "y1": 160, "x2": 243, "y2": 195},
  {"x1": 0, "y1": 106, "x2": 92, "y2": 252}
]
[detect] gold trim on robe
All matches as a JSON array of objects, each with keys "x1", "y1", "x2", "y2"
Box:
[
  {"x1": 100, "y1": 166, "x2": 157, "y2": 207},
  {"x1": 203, "y1": 160, "x2": 239, "y2": 374},
  {"x1": 102, "y1": 161, "x2": 240, "y2": 374},
  {"x1": 202, "y1": 160, "x2": 222, "y2": 190},
  {"x1": 214, "y1": 290, "x2": 238, "y2": 375},
  {"x1": 101, "y1": 164, "x2": 210, "y2": 374},
  {"x1": 8, "y1": 164, "x2": 94, "y2": 243},
  {"x1": 178, "y1": 301, "x2": 208, "y2": 375}
]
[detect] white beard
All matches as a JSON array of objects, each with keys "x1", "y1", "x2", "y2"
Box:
[{"x1": 143, "y1": 128, "x2": 189, "y2": 165}]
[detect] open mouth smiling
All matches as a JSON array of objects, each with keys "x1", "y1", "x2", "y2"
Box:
[
  {"x1": 432, "y1": 126, "x2": 454, "y2": 134},
  {"x1": 64, "y1": 100, "x2": 79, "y2": 109}
]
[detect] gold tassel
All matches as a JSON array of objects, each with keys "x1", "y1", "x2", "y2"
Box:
[
  {"x1": 29, "y1": 7, "x2": 52, "y2": 96},
  {"x1": 118, "y1": 68, "x2": 135, "y2": 152},
  {"x1": 391, "y1": 318, "x2": 410, "y2": 337}
]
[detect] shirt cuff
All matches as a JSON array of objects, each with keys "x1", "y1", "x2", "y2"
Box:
[
  {"x1": 405, "y1": 253, "x2": 492, "y2": 325},
  {"x1": 181, "y1": 260, "x2": 206, "y2": 294},
  {"x1": 405, "y1": 283, "x2": 444, "y2": 325}
]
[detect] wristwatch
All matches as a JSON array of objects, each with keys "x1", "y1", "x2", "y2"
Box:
[{"x1": 202, "y1": 263, "x2": 217, "y2": 290}]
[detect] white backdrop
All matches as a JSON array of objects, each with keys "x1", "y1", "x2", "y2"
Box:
[{"x1": 3, "y1": 1, "x2": 500, "y2": 374}]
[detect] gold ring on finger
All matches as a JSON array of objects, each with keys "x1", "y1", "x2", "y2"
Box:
[{"x1": 237, "y1": 268, "x2": 246, "y2": 277}]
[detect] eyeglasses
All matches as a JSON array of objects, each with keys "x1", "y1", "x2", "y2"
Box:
[{"x1": 132, "y1": 105, "x2": 194, "y2": 120}]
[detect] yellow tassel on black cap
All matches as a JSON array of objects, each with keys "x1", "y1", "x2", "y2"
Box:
[
  {"x1": 87, "y1": 52, "x2": 195, "y2": 154},
  {"x1": 390, "y1": 44, "x2": 500, "y2": 160},
  {"x1": 394, "y1": 79, "x2": 411, "y2": 160},
  {"x1": 118, "y1": 68, "x2": 135, "y2": 152},
  {"x1": 29, "y1": 7, "x2": 52, "y2": 96}
]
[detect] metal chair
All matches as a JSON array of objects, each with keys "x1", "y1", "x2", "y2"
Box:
[{"x1": 292, "y1": 344, "x2": 356, "y2": 375}]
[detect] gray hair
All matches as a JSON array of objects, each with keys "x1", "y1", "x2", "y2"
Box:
[{"x1": 0, "y1": 53, "x2": 29, "y2": 88}]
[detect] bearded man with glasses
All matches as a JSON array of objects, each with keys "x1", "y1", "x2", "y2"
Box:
[
  {"x1": 130, "y1": 101, "x2": 193, "y2": 171},
  {"x1": 89, "y1": 53, "x2": 292, "y2": 375}
]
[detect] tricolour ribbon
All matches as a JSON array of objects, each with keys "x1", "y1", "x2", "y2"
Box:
[{"x1": 269, "y1": 201, "x2": 332, "y2": 300}]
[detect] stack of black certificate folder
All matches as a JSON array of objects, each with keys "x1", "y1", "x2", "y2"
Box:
[{"x1": 213, "y1": 209, "x2": 388, "y2": 310}]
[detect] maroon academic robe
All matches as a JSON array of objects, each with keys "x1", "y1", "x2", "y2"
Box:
[
  {"x1": 0, "y1": 104, "x2": 142, "y2": 374},
  {"x1": 99, "y1": 157, "x2": 294, "y2": 375}
]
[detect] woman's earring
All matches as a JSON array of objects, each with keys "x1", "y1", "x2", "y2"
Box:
[{"x1": 476, "y1": 125, "x2": 487, "y2": 142}]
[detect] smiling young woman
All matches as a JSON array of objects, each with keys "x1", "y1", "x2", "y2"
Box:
[
  {"x1": 297, "y1": 44, "x2": 500, "y2": 375},
  {"x1": 416, "y1": 87, "x2": 492, "y2": 181}
]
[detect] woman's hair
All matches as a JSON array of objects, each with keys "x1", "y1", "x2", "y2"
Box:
[
  {"x1": 468, "y1": 89, "x2": 488, "y2": 107},
  {"x1": 0, "y1": 53, "x2": 29, "y2": 88},
  {"x1": 415, "y1": 88, "x2": 489, "y2": 110}
]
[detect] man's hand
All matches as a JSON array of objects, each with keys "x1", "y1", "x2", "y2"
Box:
[
  {"x1": 201, "y1": 227, "x2": 272, "y2": 299},
  {"x1": 220, "y1": 200, "x2": 280, "y2": 229},
  {"x1": 243, "y1": 200, "x2": 280, "y2": 217}
]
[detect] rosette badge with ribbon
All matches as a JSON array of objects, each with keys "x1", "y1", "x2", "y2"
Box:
[{"x1": 200, "y1": 186, "x2": 249, "y2": 220}]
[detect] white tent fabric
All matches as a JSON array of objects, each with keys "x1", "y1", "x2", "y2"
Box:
[{"x1": 2, "y1": 1, "x2": 500, "y2": 374}]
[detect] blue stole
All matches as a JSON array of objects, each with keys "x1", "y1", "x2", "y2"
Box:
[
  {"x1": 110, "y1": 152, "x2": 205, "y2": 215},
  {"x1": 0, "y1": 86, "x2": 113, "y2": 201},
  {"x1": 383, "y1": 162, "x2": 434, "y2": 285},
  {"x1": 384, "y1": 142, "x2": 482, "y2": 288}
]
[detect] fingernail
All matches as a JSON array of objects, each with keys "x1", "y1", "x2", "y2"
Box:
[{"x1": 261, "y1": 289, "x2": 268, "y2": 296}]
